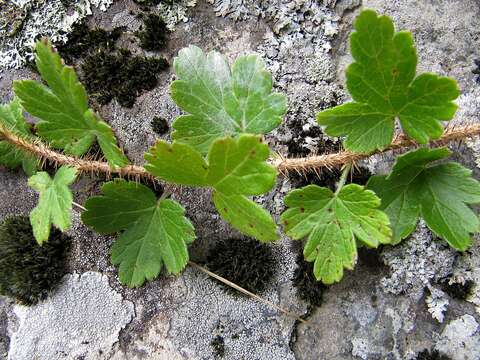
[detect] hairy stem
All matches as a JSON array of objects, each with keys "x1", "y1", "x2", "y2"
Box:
[{"x1": 1, "y1": 123, "x2": 480, "y2": 179}]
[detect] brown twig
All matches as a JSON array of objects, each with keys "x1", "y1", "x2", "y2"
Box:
[
  {"x1": 188, "y1": 261, "x2": 316, "y2": 328},
  {"x1": 2, "y1": 122, "x2": 480, "y2": 179}
]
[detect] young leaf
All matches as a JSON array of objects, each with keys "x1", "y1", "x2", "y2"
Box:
[
  {"x1": 28, "y1": 166, "x2": 77, "y2": 244},
  {"x1": 13, "y1": 39, "x2": 128, "y2": 168},
  {"x1": 145, "y1": 134, "x2": 278, "y2": 241},
  {"x1": 0, "y1": 98, "x2": 38, "y2": 176},
  {"x1": 317, "y1": 10, "x2": 460, "y2": 153},
  {"x1": 171, "y1": 46, "x2": 286, "y2": 154},
  {"x1": 281, "y1": 184, "x2": 392, "y2": 284},
  {"x1": 81, "y1": 180, "x2": 196, "y2": 287},
  {"x1": 367, "y1": 147, "x2": 480, "y2": 250}
]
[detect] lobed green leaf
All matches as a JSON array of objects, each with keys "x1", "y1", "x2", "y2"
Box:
[
  {"x1": 0, "y1": 98, "x2": 38, "y2": 176},
  {"x1": 171, "y1": 46, "x2": 286, "y2": 154},
  {"x1": 145, "y1": 134, "x2": 278, "y2": 242},
  {"x1": 317, "y1": 10, "x2": 460, "y2": 153},
  {"x1": 367, "y1": 147, "x2": 480, "y2": 250},
  {"x1": 13, "y1": 39, "x2": 128, "y2": 168},
  {"x1": 82, "y1": 180, "x2": 195, "y2": 287},
  {"x1": 281, "y1": 184, "x2": 392, "y2": 284},
  {"x1": 28, "y1": 166, "x2": 77, "y2": 244}
]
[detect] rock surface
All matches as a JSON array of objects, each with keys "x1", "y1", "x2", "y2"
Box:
[{"x1": 1, "y1": 0, "x2": 480, "y2": 359}]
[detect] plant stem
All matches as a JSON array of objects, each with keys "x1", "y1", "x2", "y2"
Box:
[
  {"x1": 2, "y1": 122, "x2": 480, "y2": 179},
  {"x1": 335, "y1": 162, "x2": 352, "y2": 195}
]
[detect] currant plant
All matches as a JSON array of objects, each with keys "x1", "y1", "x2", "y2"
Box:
[{"x1": 0, "y1": 9, "x2": 479, "y2": 290}]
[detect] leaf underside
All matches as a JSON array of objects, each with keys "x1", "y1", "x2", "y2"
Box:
[
  {"x1": 145, "y1": 134, "x2": 278, "y2": 242},
  {"x1": 171, "y1": 45, "x2": 286, "y2": 154},
  {"x1": 13, "y1": 39, "x2": 128, "y2": 168},
  {"x1": 0, "y1": 98, "x2": 37, "y2": 175},
  {"x1": 28, "y1": 166, "x2": 77, "y2": 244},
  {"x1": 281, "y1": 184, "x2": 392, "y2": 284},
  {"x1": 82, "y1": 180, "x2": 195, "y2": 287},
  {"x1": 367, "y1": 147, "x2": 480, "y2": 251},
  {"x1": 317, "y1": 9, "x2": 460, "y2": 153}
]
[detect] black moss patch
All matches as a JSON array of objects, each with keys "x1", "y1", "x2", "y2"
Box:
[
  {"x1": 205, "y1": 238, "x2": 277, "y2": 295},
  {"x1": 441, "y1": 279, "x2": 475, "y2": 301},
  {"x1": 81, "y1": 49, "x2": 168, "y2": 107},
  {"x1": 0, "y1": 216, "x2": 70, "y2": 305},
  {"x1": 151, "y1": 116, "x2": 169, "y2": 135},
  {"x1": 136, "y1": 13, "x2": 169, "y2": 51},
  {"x1": 415, "y1": 349, "x2": 451, "y2": 360},
  {"x1": 285, "y1": 117, "x2": 341, "y2": 158},
  {"x1": 292, "y1": 252, "x2": 326, "y2": 307},
  {"x1": 289, "y1": 165, "x2": 372, "y2": 192},
  {"x1": 473, "y1": 59, "x2": 480, "y2": 84},
  {"x1": 210, "y1": 335, "x2": 225, "y2": 358},
  {"x1": 56, "y1": 22, "x2": 124, "y2": 64}
]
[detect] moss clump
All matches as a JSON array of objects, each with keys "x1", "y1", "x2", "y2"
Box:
[
  {"x1": 292, "y1": 252, "x2": 326, "y2": 307},
  {"x1": 206, "y1": 238, "x2": 277, "y2": 295},
  {"x1": 136, "y1": 13, "x2": 169, "y2": 51},
  {"x1": 416, "y1": 349, "x2": 451, "y2": 360},
  {"x1": 210, "y1": 335, "x2": 225, "y2": 358},
  {"x1": 289, "y1": 165, "x2": 372, "y2": 192},
  {"x1": 0, "y1": 216, "x2": 70, "y2": 305},
  {"x1": 442, "y1": 279, "x2": 474, "y2": 300},
  {"x1": 56, "y1": 22, "x2": 124, "y2": 64},
  {"x1": 151, "y1": 116, "x2": 169, "y2": 135},
  {"x1": 81, "y1": 49, "x2": 168, "y2": 107}
]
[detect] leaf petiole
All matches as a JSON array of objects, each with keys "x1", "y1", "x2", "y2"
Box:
[{"x1": 335, "y1": 162, "x2": 352, "y2": 195}]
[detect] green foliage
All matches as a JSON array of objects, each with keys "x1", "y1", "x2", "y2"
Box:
[
  {"x1": 145, "y1": 134, "x2": 278, "y2": 241},
  {"x1": 0, "y1": 216, "x2": 70, "y2": 305},
  {"x1": 367, "y1": 147, "x2": 480, "y2": 250},
  {"x1": 28, "y1": 166, "x2": 77, "y2": 245},
  {"x1": 81, "y1": 180, "x2": 195, "y2": 287},
  {"x1": 317, "y1": 10, "x2": 460, "y2": 153},
  {"x1": 281, "y1": 184, "x2": 392, "y2": 283},
  {"x1": 171, "y1": 45, "x2": 286, "y2": 154},
  {"x1": 13, "y1": 39, "x2": 128, "y2": 168},
  {"x1": 0, "y1": 98, "x2": 38, "y2": 175}
]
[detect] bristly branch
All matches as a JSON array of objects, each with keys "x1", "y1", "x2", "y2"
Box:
[
  {"x1": 273, "y1": 122, "x2": 480, "y2": 175},
  {"x1": 2, "y1": 123, "x2": 480, "y2": 179}
]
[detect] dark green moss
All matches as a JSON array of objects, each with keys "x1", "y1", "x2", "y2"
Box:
[
  {"x1": 56, "y1": 22, "x2": 124, "y2": 64},
  {"x1": 81, "y1": 48, "x2": 168, "y2": 107},
  {"x1": 136, "y1": 13, "x2": 169, "y2": 51},
  {"x1": 210, "y1": 335, "x2": 225, "y2": 358},
  {"x1": 0, "y1": 216, "x2": 71, "y2": 305},
  {"x1": 415, "y1": 349, "x2": 451, "y2": 360},
  {"x1": 292, "y1": 252, "x2": 326, "y2": 307},
  {"x1": 151, "y1": 116, "x2": 169, "y2": 135},
  {"x1": 206, "y1": 238, "x2": 277, "y2": 295},
  {"x1": 289, "y1": 164, "x2": 372, "y2": 192},
  {"x1": 441, "y1": 279, "x2": 474, "y2": 300},
  {"x1": 473, "y1": 59, "x2": 480, "y2": 84}
]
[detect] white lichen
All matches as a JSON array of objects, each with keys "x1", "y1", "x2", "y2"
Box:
[
  {"x1": 425, "y1": 286, "x2": 449, "y2": 323},
  {"x1": 0, "y1": 0, "x2": 114, "y2": 71}
]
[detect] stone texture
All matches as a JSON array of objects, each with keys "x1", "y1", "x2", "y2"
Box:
[{"x1": 1, "y1": 0, "x2": 480, "y2": 359}]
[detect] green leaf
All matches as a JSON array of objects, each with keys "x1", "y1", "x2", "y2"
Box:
[
  {"x1": 81, "y1": 180, "x2": 196, "y2": 287},
  {"x1": 367, "y1": 147, "x2": 480, "y2": 250},
  {"x1": 13, "y1": 39, "x2": 128, "y2": 168},
  {"x1": 145, "y1": 134, "x2": 278, "y2": 241},
  {"x1": 213, "y1": 193, "x2": 278, "y2": 242},
  {"x1": 0, "y1": 98, "x2": 38, "y2": 175},
  {"x1": 281, "y1": 184, "x2": 392, "y2": 284},
  {"x1": 171, "y1": 45, "x2": 286, "y2": 154},
  {"x1": 28, "y1": 166, "x2": 77, "y2": 244},
  {"x1": 317, "y1": 10, "x2": 460, "y2": 153}
]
